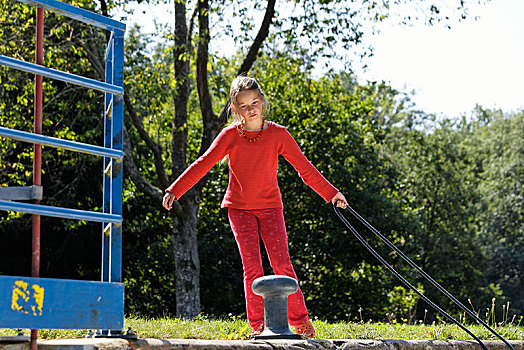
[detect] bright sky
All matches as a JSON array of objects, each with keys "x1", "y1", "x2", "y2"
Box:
[
  {"x1": 355, "y1": 0, "x2": 524, "y2": 118},
  {"x1": 116, "y1": 0, "x2": 524, "y2": 118}
]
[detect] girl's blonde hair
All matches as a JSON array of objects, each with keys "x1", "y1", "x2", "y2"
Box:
[{"x1": 228, "y1": 76, "x2": 270, "y2": 123}]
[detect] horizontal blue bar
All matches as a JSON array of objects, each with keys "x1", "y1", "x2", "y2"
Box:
[
  {"x1": 0, "y1": 200, "x2": 122, "y2": 223},
  {"x1": 0, "y1": 275, "x2": 124, "y2": 330},
  {"x1": 17, "y1": 0, "x2": 126, "y2": 33},
  {"x1": 0, "y1": 127, "x2": 123, "y2": 159},
  {"x1": 0, "y1": 55, "x2": 123, "y2": 95}
]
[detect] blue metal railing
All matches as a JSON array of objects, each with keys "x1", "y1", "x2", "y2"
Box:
[
  {"x1": 18, "y1": 0, "x2": 126, "y2": 32},
  {"x1": 0, "y1": 200, "x2": 122, "y2": 223},
  {"x1": 0, "y1": 127, "x2": 124, "y2": 159},
  {"x1": 0, "y1": 55, "x2": 124, "y2": 95},
  {"x1": 0, "y1": 0, "x2": 126, "y2": 331}
]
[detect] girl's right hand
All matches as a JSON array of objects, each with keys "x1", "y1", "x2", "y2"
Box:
[
  {"x1": 163, "y1": 192, "x2": 176, "y2": 210},
  {"x1": 331, "y1": 191, "x2": 348, "y2": 209}
]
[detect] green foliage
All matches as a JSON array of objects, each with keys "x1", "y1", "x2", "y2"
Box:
[
  {"x1": 1, "y1": 0, "x2": 521, "y2": 327},
  {"x1": 381, "y1": 108, "x2": 524, "y2": 319},
  {"x1": 196, "y1": 52, "x2": 419, "y2": 321},
  {"x1": 383, "y1": 122, "x2": 489, "y2": 318},
  {"x1": 112, "y1": 0, "x2": 496, "y2": 323},
  {"x1": 117, "y1": 28, "x2": 524, "y2": 321},
  {"x1": 122, "y1": 189, "x2": 177, "y2": 316},
  {"x1": 0, "y1": 2, "x2": 38, "y2": 194},
  {"x1": 459, "y1": 108, "x2": 524, "y2": 316},
  {"x1": 123, "y1": 24, "x2": 174, "y2": 176},
  {"x1": 120, "y1": 25, "x2": 207, "y2": 316},
  {"x1": 384, "y1": 285, "x2": 424, "y2": 324}
]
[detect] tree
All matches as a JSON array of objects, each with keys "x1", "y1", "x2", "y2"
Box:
[
  {"x1": 382, "y1": 118, "x2": 499, "y2": 319},
  {"x1": 0, "y1": 0, "x2": 495, "y2": 320},
  {"x1": 460, "y1": 108, "x2": 524, "y2": 316},
  {"x1": 116, "y1": 0, "x2": 485, "y2": 318},
  {"x1": 194, "y1": 53, "x2": 432, "y2": 321}
]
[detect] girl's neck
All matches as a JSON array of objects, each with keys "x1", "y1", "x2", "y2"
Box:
[{"x1": 243, "y1": 118, "x2": 266, "y2": 131}]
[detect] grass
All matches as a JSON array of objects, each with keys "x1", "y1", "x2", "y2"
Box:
[{"x1": 1, "y1": 315, "x2": 523, "y2": 341}]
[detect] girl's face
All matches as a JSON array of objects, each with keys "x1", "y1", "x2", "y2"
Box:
[{"x1": 233, "y1": 89, "x2": 263, "y2": 123}]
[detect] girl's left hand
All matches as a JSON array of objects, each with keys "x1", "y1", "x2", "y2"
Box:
[
  {"x1": 163, "y1": 192, "x2": 176, "y2": 210},
  {"x1": 331, "y1": 191, "x2": 348, "y2": 209}
]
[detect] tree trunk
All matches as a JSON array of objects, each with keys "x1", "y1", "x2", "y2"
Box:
[
  {"x1": 172, "y1": 0, "x2": 200, "y2": 318},
  {"x1": 121, "y1": 0, "x2": 276, "y2": 318},
  {"x1": 170, "y1": 194, "x2": 201, "y2": 318}
]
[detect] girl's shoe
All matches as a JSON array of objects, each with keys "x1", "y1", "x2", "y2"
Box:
[
  {"x1": 294, "y1": 319, "x2": 315, "y2": 338},
  {"x1": 250, "y1": 323, "x2": 264, "y2": 338}
]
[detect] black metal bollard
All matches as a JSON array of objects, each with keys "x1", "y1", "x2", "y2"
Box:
[{"x1": 251, "y1": 275, "x2": 302, "y2": 339}]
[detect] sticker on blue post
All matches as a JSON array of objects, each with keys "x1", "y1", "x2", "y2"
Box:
[{"x1": 11, "y1": 280, "x2": 45, "y2": 316}]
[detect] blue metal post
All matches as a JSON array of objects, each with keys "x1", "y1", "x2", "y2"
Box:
[
  {"x1": 102, "y1": 35, "x2": 114, "y2": 284},
  {"x1": 111, "y1": 32, "x2": 124, "y2": 284}
]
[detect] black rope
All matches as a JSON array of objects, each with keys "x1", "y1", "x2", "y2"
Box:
[
  {"x1": 343, "y1": 205, "x2": 515, "y2": 350},
  {"x1": 333, "y1": 204, "x2": 490, "y2": 350}
]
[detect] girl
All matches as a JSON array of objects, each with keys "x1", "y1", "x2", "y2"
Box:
[{"x1": 163, "y1": 76, "x2": 348, "y2": 338}]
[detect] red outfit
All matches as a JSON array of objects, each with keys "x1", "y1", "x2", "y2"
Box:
[{"x1": 165, "y1": 121, "x2": 338, "y2": 330}]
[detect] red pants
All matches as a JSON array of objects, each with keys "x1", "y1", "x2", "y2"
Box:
[{"x1": 228, "y1": 208, "x2": 309, "y2": 330}]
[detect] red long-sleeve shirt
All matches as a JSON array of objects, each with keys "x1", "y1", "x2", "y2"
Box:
[{"x1": 165, "y1": 121, "x2": 339, "y2": 209}]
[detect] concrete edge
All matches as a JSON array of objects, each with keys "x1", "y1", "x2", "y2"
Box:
[{"x1": 2, "y1": 338, "x2": 523, "y2": 350}]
